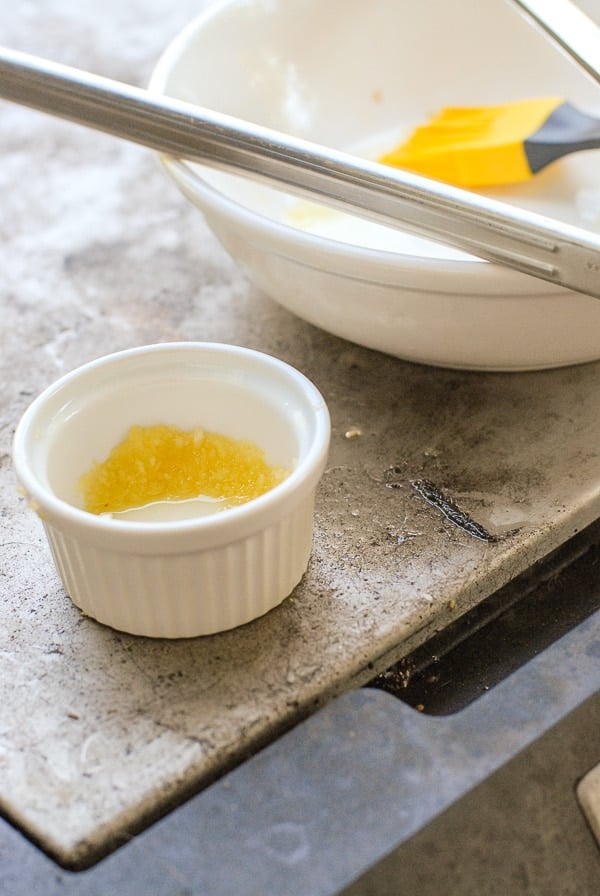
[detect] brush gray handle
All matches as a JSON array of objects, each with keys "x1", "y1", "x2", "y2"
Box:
[{"x1": 2, "y1": 45, "x2": 600, "y2": 299}]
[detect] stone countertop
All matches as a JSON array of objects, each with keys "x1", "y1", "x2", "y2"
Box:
[{"x1": 2, "y1": 0, "x2": 600, "y2": 869}]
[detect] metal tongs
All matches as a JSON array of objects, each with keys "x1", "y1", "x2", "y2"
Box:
[{"x1": 1, "y1": 0, "x2": 599, "y2": 298}]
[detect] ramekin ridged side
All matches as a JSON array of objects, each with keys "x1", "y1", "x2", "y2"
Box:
[{"x1": 42, "y1": 493, "x2": 316, "y2": 638}]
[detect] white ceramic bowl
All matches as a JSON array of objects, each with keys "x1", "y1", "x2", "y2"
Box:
[
  {"x1": 12, "y1": 343, "x2": 330, "y2": 638},
  {"x1": 150, "y1": 0, "x2": 600, "y2": 371}
]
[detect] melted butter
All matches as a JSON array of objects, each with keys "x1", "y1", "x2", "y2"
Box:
[
  {"x1": 101, "y1": 495, "x2": 231, "y2": 522},
  {"x1": 79, "y1": 424, "x2": 288, "y2": 521}
]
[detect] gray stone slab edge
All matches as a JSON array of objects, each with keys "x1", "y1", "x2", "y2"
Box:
[{"x1": 2, "y1": 606, "x2": 599, "y2": 895}]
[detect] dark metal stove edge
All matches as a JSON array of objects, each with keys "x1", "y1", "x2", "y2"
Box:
[{"x1": 370, "y1": 522, "x2": 600, "y2": 715}]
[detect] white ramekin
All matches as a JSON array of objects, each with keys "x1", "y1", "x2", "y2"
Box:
[{"x1": 12, "y1": 343, "x2": 330, "y2": 638}]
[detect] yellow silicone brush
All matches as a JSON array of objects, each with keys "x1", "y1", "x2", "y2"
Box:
[{"x1": 379, "y1": 97, "x2": 600, "y2": 188}]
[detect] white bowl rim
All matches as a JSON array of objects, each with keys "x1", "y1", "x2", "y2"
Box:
[
  {"x1": 163, "y1": 158, "x2": 566, "y2": 298},
  {"x1": 13, "y1": 342, "x2": 331, "y2": 549}
]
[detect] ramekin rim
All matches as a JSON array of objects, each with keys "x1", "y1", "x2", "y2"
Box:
[{"x1": 12, "y1": 342, "x2": 331, "y2": 544}]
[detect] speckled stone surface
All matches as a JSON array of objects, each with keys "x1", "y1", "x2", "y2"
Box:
[{"x1": 2, "y1": 0, "x2": 600, "y2": 869}]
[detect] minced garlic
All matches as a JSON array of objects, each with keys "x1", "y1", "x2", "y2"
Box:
[{"x1": 78, "y1": 424, "x2": 288, "y2": 518}]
